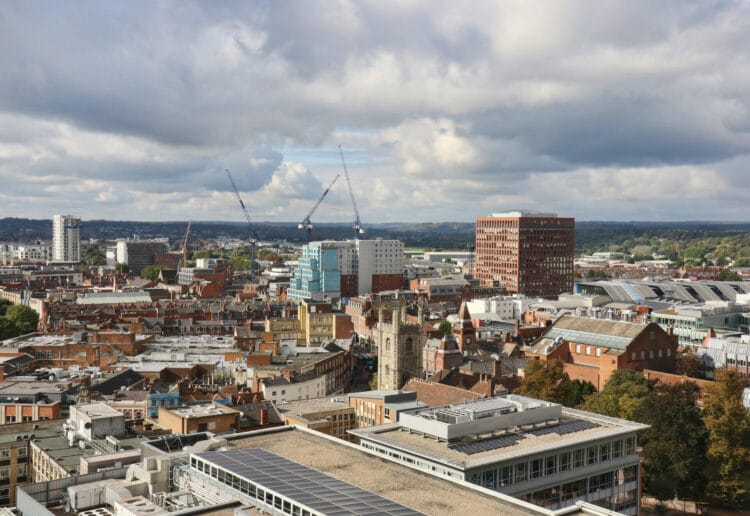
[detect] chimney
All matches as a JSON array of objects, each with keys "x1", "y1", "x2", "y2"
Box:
[
  {"x1": 259, "y1": 407, "x2": 268, "y2": 426},
  {"x1": 282, "y1": 369, "x2": 294, "y2": 381},
  {"x1": 493, "y1": 359, "x2": 502, "y2": 379}
]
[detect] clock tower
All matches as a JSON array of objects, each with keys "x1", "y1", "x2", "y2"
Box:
[{"x1": 453, "y1": 301, "x2": 476, "y2": 353}]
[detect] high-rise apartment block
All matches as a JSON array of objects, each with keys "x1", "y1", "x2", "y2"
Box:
[
  {"x1": 115, "y1": 239, "x2": 170, "y2": 274},
  {"x1": 475, "y1": 211, "x2": 574, "y2": 298},
  {"x1": 52, "y1": 214, "x2": 81, "y2": 263},
  {"x1": 288, "y1": 239, "x2": 404, "y2": 302}
]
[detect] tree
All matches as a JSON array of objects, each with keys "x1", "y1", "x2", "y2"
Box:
[
  {"x1": 717, "y1": 269, "x2": 741, "y2": 281},
  {"x1": 636, "y1": 382, "x2": 708, "y2": 503},
  {"x1": 702, "y1": 370, "x2": 750, "y2": 508},
  {"x1": 579, "y1": 369, "x2": 650, "y2": 420},
  {"x1": 4, "y1": 305, "x2": 39, "y2": 334},
  {"x1": 676, "y1": 352, "x2": 704, "y2": 379},
  {"x1": 115, "y1": 262, "x2": 130, "y2": 273},
  {"x1": 0, "y1": 298, "x2": 11, "y2": 317},
  {"x1": 437, "y1": 320, "x2": 452, "y2": 336},
  {"x1": 0, "y1": 318, "x2": 18, "y2": 340},
  {"x1": 516, "y1": 359, "x2": 569, "y2": 404},
  {"x1": 561, "y1": 379, "x2": 596, "y2": 408},
  {"x1": 83, "y1": 244, "x2": 106, "y2": 266},
  {"x1": 140, "y1": 265, "x2": 163, "y2": 282}
]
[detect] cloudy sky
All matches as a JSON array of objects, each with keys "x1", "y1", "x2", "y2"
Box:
[{"x1": 1, "y1": 1, "x2": 749, "y2": 223}]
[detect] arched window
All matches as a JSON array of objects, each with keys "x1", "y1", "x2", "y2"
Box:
[
  {"x1": 406, "y1": 338, "x2": 413, "y2": 353},
  {"x1": 385, "y1": 365, "x2": 390, "y2": 376},
  {"x1": 385, "y1": 338, "x2": 391, "y2": 351}
]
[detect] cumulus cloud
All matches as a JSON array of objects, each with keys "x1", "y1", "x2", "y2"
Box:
[{"x1": 0, "y1": 1, "x2": 749, "y2": 222}]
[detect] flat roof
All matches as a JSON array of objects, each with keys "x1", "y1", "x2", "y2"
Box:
[
  {"x1": 352, "y1": 408, "x2": 648, "y2": 470},
  {"x1": 194, "y1": 449, "x2": 423, "y2": 515},
  {"x1": 168, "y1": 403, "x2": 238, "y2": 418},
  {"x1": 227, "y1": 428, "x2": 534, "y2": 515}
]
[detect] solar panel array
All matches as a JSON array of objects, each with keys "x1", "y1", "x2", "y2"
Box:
[
  {"x1": 447, "y1": 420, "x2": 602, "y2": 455},
  {"x1": 447, "y1": 434, "x2": 524, "y2": 455},
  {"x1": 194, "y1": 449, "x2": 423, "y2": 516},
  {"x1": 552, "y1": 419, "x2": 600, "y2": 435}
]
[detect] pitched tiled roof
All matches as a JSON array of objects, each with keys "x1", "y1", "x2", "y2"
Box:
[{"x1": 402, "y1": 378, "x2": 483, "y2": 407}]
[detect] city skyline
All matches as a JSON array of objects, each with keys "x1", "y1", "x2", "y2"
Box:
[{"x1": 1, "y1": 2, "x2": 749, "y2": 223}]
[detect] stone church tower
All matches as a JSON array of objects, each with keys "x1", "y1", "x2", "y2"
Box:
[{"x1": 377, "y1": 296, "x2": 425, "y2": 390}]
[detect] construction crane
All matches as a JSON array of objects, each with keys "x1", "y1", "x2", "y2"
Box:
[
  {"x1": 298, "y1": 174, "x2": 339, "y2": 242},
  {"x1": 338, "y1": 145, "x2": 365, "y2": 238},
  {"x1": 181, "y1": 218, "x2": 192, "y2": 268},
  {"x1": 225, "y1": 168, "x2": 257, "y2": 278}
]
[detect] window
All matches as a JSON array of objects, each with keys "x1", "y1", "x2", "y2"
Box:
[
  {"x1": 658, "y1": 348, "x2": 663, "y2": 358},
  {"x1": 631, "y1": 351, "x2": 636, "y2": 360},
  {"x1": 559, "y1": 451, "x2": 571, "y2": 472},
  {"x1": 576, "y1": 344, "x2": 581, "y2": 354},
  {"x1": 530, "y1": 458, "x2": 542, "y2": 479},
  {"x1": 599, "y1": 443, "x2": 609, "y2": 462},
  {"x1": 587, "y1": 446, "x2": 598, "y2": 465},
  {"x1": 0, "y1": 450, "x2": 8, "y2": 460},
  {"x1": 500, "y1": 466, "x2": 513, "y2": 486},
  {"x1": 625, "y1": 437, "x2": 635, "y2": 455},
  {"x1": 0, "y1": 467, "x2": 8, "y2": 480},
  {"x1": 514, "y1": 462, "x2": 527, "y2": 483},
  {"x1": 545, "y1": 455, "x2": 556, "y2": 476},
  {"x1": 17, "y1": 463, "x2": 26, "y2": 477},
  {"x1": 385, "y1": 338, "x2": 391, "y2": 351},
  {"x1": 596, "y1": 348, "x2": 601, "y2": 357},
  {"x1": 586, "y1": 346, "x2": 591, "y2": 356},
  {"x1": 640, "y1": 351, "x2": 645, "y2": 360},
  {"x1": 649, "y1": 350, "x2": 654, "y2": 359},
  {"x1": 574, "y1": 449, "x2": 584, "y2": 468},
  {"x1": 612, "y1": 440, "x2": 622, "y2": 459},
  {"x1": 667, "y1": 348, "x2": 672, "y2": 357}
]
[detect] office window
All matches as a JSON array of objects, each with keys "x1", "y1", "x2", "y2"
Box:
[
  {"x1": 587, "y1": 446, "x2": 598, "y2": 465},
  {"x1": 612, "y1": 440, "x2": 622, "y2": 459},
  {"x1": 514, "y1": 462, "x2": 527, "y2": 483},
  {"x1": 559, "y1": 451, "x2": 570, "y2": 472}
]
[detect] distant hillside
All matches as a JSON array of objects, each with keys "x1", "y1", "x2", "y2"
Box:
[{"x1": 2, "y1": 218, "x2": 750, "y2": 252}]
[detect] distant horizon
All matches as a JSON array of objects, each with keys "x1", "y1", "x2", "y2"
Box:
[{"x1": 5, "y1": 216, "x2": 750, "y2": 225}]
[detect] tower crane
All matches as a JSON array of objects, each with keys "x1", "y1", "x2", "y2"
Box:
[
  {"x1": 338, "y1": 145, "x2": 366, "y2": 238},
  {"x1": 298, "y1": 174, "x2": 339, "y2": 242},
  {"x1": 181, "y1": 218, "x2": 192, "y2": 268},
  {"x1": 225, "y1": 168, "x2": 257, "y2": 278}
]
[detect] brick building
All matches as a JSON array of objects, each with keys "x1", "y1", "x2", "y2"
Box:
[
  {"x1": 475, "y1": 211, "x2": 574, "y2": 298},
  {"x1": 525, "y1": 316, "x2": 678, "y2": 390}
]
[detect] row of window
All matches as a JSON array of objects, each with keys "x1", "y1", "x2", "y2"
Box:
[
  {"x1": 469, "y1": 437, "x2": 637, "y2": 489},
  {"x1": 515, "y1": 466, "x2": 638, "y2": 511},
  {"x1": 630, "y1": 348, "x2": 672, "y2": 361}
]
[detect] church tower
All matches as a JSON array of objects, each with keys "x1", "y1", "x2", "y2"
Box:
[
  {"x1": 453, "y1": 301, "x2": 476, "y2": 353},
  {"x1": 377, "y1": 296, "x2": 425, "y2": 390}
]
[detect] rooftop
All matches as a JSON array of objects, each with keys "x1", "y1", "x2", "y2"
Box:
[
  {"x1": 351, "y1": 404, "x2": 648, "y2": 470},
  {"x1": 195, "y1": 448, "x2": 423, "y2": 515},
  {"x1": 167, "y1": 403, "x2": 239, "y2": 419},
  {"x1": 227, "y1": 427, "x2": 534, "y2": 515}
]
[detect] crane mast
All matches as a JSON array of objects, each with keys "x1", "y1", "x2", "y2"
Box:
[
  {"x1": 298, "y1": 174, "x2": 340, "y2": 242},
  {"x1": 181, "y1": 219, "x2": 192, "y2": 268},
  {"x1": 225, "y1": 168, "x2": 257, "y2": 278},
  {"x1": 338, "y1": 146, "x2": 365, "y2": 238}
]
